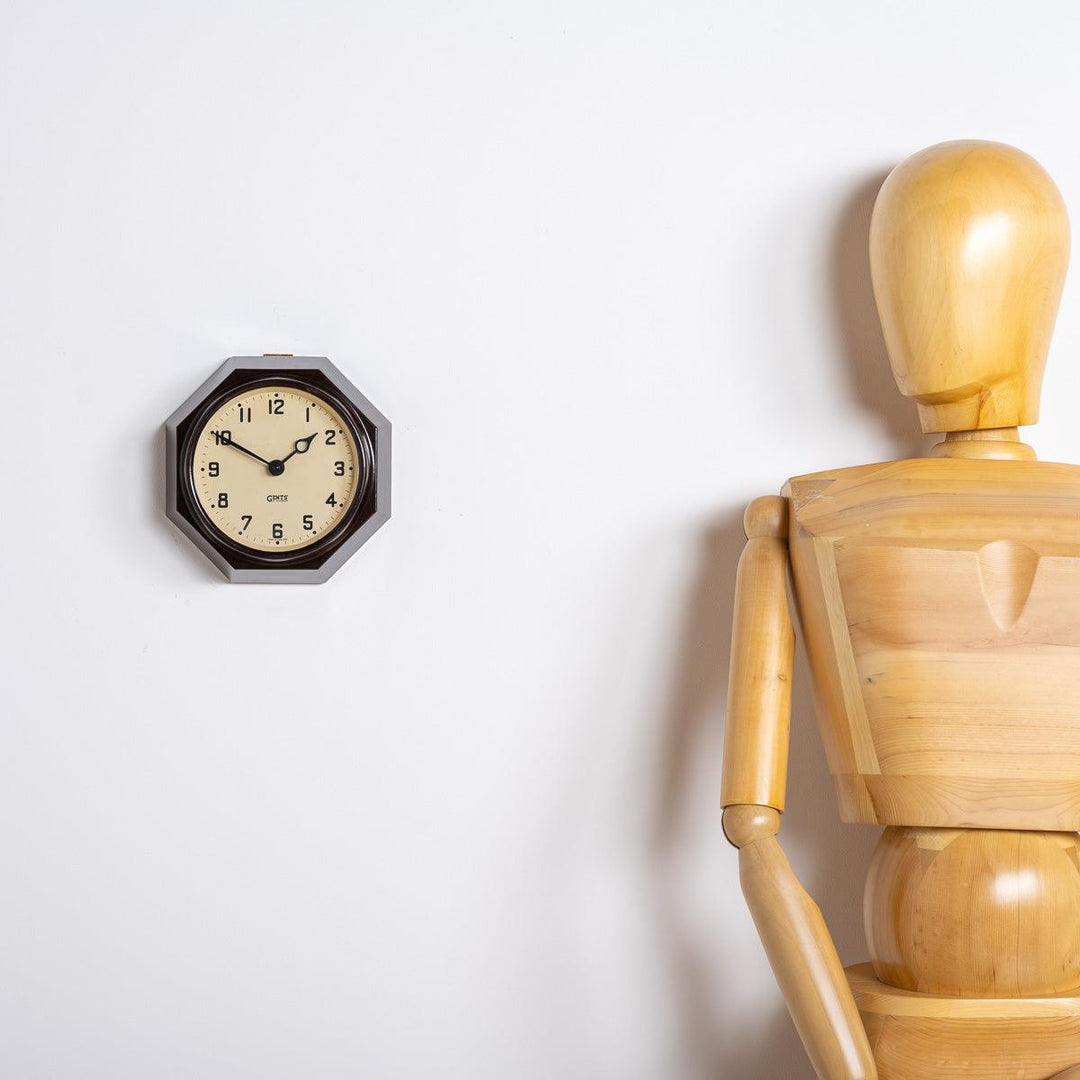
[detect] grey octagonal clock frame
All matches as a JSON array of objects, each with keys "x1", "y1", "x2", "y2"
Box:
[{"x1": 165, "y1": 355, "x2": 390, "y2": 583}]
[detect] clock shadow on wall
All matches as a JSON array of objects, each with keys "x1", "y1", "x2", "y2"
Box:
[{"x1": 164, "y1": 356, "x2": 390, "y2": 584}]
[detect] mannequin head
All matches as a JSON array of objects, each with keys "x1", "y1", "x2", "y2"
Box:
[{"x1": 870, "y1": 140, "x2": 1069, "y2": 434}]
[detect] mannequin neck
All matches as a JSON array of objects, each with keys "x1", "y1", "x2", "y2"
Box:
[{"x1": 930, "y1": 427, "x2": 1036, "y2": 461}]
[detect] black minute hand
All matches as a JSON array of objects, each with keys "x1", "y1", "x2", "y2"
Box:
[
  {"x1": 213, "y1": 432, "x2": 271, "y2": 467},
  {"x1": 281, "y1": 433, "x2": 318, "y2": 463}
]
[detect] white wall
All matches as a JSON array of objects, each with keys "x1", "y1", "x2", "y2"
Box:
[{"x1": 3, "y1": 2, "x2": 1080, "y2": 1077}]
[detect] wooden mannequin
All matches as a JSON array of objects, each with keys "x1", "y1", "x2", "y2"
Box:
[{"x1": 722, "y1": 140, "x2": 1080, "y2": 1080}]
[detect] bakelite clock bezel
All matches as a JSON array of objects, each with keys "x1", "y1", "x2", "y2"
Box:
[{"x1": 165, "y1": 356, "x2": 391, "y2": 583}]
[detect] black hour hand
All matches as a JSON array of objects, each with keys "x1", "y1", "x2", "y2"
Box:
[{"x1": 281, "y1": 433, "x2": 318, "y2": 463}]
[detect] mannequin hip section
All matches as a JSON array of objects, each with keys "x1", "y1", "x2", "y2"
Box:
[{"x1": 865, "y1": 825, "x2": 1080, "y2": 997}]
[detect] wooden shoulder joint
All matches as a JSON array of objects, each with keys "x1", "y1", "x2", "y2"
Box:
[{"x1": 744, "y1": 495, "x2": 788, "y2": 540}]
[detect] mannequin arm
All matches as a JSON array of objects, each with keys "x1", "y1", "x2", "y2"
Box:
[{"x1": 721, "y1": 496, "x2": 876, "y2": 1080}]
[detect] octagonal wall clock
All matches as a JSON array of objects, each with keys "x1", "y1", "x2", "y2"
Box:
[{"x1": 165, "y1": 355, "x2": 390, "y2": 583}]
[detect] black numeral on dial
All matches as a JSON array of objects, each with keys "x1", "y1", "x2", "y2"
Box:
[
  {"x1": 208, "y1": 462, "x2": 219, "y2": 477},
  {"x1": 217, "y1": 492, "x2": 229, "y2": 508},
  {"x1": 269, "y1": 398, "x2": 284, "y2": 415},
  {"x1": 326, "y1": 493, "x2": 337, "y2": 507},
  {"x1": 240, "y1": 515, "x2": 252, "y2": 532},
  {"x1": 303, "y1": 514, "x2": 314, "y2": 531},
  {"x1": 325, "y1": 429, "x2": 336, "y2": 445},
  {"x1": 272, "y1": 523, "x2": 283, "y2": 540}
]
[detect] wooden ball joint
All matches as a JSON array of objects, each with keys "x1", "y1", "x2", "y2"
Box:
[{"x1": 720, "y1": 141, "x2": 1080, "y2": 1080}]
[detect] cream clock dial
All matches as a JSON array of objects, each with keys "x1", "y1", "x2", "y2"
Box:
[
  {"x1": 190, "y1": 385, "x2": 361, "y2": 552},
  {"x1": 167, "y1": 356, "x2": 390, "y2": 583}
]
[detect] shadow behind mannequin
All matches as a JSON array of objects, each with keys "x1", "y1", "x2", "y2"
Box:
[
  {"x1": 829, "y1": 170, "x2": 928, "y2": 461},
  {"x1": 650, "y1": 170, "x2": 921, "y2": 1077},
  {"x1": 653, "y1": 513, "x2": 878, "y2": 1080}
]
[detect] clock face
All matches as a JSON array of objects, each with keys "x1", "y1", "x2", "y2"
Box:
[{"x1": 189, "y1": 384, "x2": 363, "y2": 553}]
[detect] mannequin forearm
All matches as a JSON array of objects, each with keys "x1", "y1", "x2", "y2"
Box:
[{"x1": 724, "y1": 806, "x2": 876, "y2": 1080}]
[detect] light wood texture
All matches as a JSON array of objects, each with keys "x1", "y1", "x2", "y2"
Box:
[
  {"x1": 930, "y1": 426, "x2": 1038, "y2": 460},
  {"x1": 870, "y1": 140, "x2": 1069, "y2": 434},
  {"x1": 720, "y1": 496, "x2": 795, "y2": 811},
  {"x1": 721, "y1": 497, "x2": 874, "y2": 1079},
  {"x1": 723, "y1": 805, "x2": 877, "y2": 1080},
  {"x1": 864, "y1": 827, "x2": 1080, "y2": 997},
  {"x1": 850, "y1": 962, "x2": 1080, "y2": 1020},
  {"x1": 721, "y1": 802, "x2": 779, "y2": 848},
  {"x1": 723, "y1": 140, "x2": 1080, "y2": 1079},
  {"x1": 784, "y1": 454, "x2": 1080, "y2": 831},
  {"x1": 847, "y1": 964, "x2": 1080, "y2": 1079}
]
